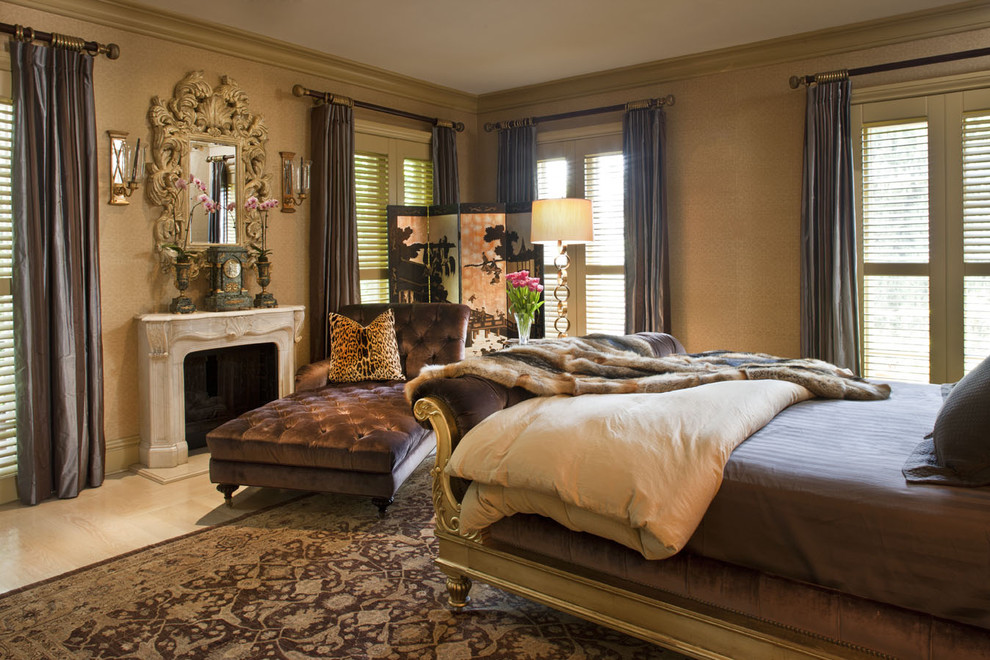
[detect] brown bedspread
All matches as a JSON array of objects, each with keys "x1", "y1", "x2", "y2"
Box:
[{"x1": 687, "y1": 380, "x2": 990, "y2": 630}]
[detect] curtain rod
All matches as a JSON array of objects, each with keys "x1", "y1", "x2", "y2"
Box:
[
  {"x1": 0, "y1": 22, "x2": 119, "y2": 59},
  {"x1": 789, "y1": 46, "x2": 990, "y2": 89},
  {"x1": 291, "y1": 84, "x2": 465, "y2": 132},
  {"x1": 483, "y1": 94, "x2": 675, "y2": 132}
]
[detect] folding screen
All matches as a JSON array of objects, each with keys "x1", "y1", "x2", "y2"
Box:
[
  {"x1": 387, "y1": 202, "x2": 545, "y2": 355},
  {"x1": 387, "y1": 205, "x2": 460, "y2": 304}
]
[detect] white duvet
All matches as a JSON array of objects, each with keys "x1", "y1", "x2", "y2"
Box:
[{"x1": 446, "y1": 379, "x2": 812, "y2": 559}]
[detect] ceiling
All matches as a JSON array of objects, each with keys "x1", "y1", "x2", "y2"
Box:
[{"x1": 133, "y1": 0, "x2": 966, "y2": 95}]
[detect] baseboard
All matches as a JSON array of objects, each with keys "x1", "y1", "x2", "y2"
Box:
[
  {"x1": 0, "y1": 474, "x2": 16, "y2": 505},
  {"x1": 106, "y1": 435, "x2": 141, "y2": 475},
  {"x1": 0, "y1": 436, "x2": 142, "y2": 505}
]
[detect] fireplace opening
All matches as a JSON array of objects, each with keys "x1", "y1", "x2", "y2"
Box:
[{"x1": 183, "y1": 343, "x2": 278, "y2": 451}]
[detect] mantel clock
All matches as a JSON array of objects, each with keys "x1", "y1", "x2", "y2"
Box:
[{"x1": 204, "y1": 245, "x2": 253, "y2": 311}]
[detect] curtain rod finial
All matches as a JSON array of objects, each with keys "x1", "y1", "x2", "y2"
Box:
[
  {"x1": 106, "y1": 43, "x2": 120, "y2": 60},
  {"x1": 291, "y1": 84, "x2": 307, "y2": 98},
  {"x1": 789, "y1": 75, "x2": 802, "y2": 89}
]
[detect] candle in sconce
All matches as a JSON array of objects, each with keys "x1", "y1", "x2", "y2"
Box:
[{"x1": 130, "y1": 138, "x2": 141, "y2": 183}]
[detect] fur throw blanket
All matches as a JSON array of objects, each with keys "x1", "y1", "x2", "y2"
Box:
[{"x1": 405, "y1": 334, "x2": 891, "y2": 402}]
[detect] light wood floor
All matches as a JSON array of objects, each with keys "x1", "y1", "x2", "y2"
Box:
[{"x1": 0, "y1": 453, "x2": 297, "y2": 594}]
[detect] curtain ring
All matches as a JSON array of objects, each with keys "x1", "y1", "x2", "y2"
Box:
[
  {"x1": 51, "y1": 33, "x2": 86, "y2": 52},
  {"x1": 13, "y1": 25, "x2": 35, "y2": 43},
  {"x1": 813, "y1": 70, "x2": 849, "y2": 85}
]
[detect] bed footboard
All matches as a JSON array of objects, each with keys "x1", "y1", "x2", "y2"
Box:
[{"x1": 412, "y1": 391, "x2": 903, "y2": 660}]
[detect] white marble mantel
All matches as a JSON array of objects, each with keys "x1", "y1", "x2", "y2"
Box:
[{"x1": 136, "y1": 306, "x2": 305, "y2": 468}]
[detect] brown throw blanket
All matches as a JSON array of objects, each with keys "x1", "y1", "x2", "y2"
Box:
[{"x1": 406, "y1": 334, "x2": 890, "y2": 402}]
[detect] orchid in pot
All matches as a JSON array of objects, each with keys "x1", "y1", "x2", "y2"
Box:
[
  {"x1": 245, "y1": 195, "x2": 280, "y2": 308},
  {"x1": 505, "y1": 270, "x2": 544, "y2": 344},
  {"x1": 161, "y1": 174, "x2": 216, "y2": 313},
  {"x1": 160, "y1": 174, "x2": 216, "y2": 263}
]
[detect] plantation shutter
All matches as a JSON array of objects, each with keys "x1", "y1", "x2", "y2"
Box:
[
  {"x1": 538, "y1": 158, "x2": 568, "y2": 336},
  {"x1": 402, "y1": 158, "x2": 433, "y2": 205},
  {"x1": 584, "y1": 152, "x2": 625, "y2": 335},
  {"x1": 961, "y1": 112, "x2": 990, "y2": 372},
  {"x1": 0, "y1": 98, "x2": 15, "y2": 477},
  {"x1": 860, "y1": 120, "x2": 930, "y2": 382},
  {"x1": 355, "y1": 151, "x2": 389, "y2": 303}
]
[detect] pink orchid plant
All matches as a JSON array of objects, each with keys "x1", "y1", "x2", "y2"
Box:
[
  {"x1": 161, "y1": 173, "x2": 216, "y2": 261},
  {"x1": 246, "y1": 196, "x2": 280, "y2": 257},
  {"x1": 505, "y1": 270, "x2": 545, "y2": 332}
]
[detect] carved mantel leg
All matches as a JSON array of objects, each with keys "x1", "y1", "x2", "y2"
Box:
[{"x1": 446, "y1": 574, "x2": 472, "y2": 608}]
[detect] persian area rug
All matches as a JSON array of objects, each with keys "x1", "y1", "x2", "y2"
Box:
[{"x1": 0, "y1": 461, "x2": 682, "y2": 659}]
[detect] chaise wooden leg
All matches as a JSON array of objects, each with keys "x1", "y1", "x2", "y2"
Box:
[
  {"x1": 372, "y1": 497, "x2": 394, "y2": 517},
  {"x1": 446, "y1": 574, "x2": 472, "y2": 608},
  {"x1": 217, "y1": 484, "x2": 238, "y2": 507}
]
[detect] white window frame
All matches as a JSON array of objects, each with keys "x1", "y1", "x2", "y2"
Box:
[
  {"x1": 354, "y1": 120, "x2": 432, "y2": 303},
  {"x1": 853, "y1": 72, "x2": 990, "y2": 382},
  {"x1": 0, "y1": 44, "x2": 15, "y2": 504},
  {"x1": 537, "y1": 123, "x2": 624, "y2": 336}
]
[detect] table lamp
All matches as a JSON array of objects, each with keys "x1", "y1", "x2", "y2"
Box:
[{"x1": 531, "y1": 198, "x2": 594, "y2": 337}]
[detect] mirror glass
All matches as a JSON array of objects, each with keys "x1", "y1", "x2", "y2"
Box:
[{"x1": 188, "y1": 139, "x2": 238, "y2": 245}]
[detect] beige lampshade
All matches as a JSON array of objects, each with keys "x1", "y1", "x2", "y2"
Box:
[{"x1": 531, "y1": 198, "x2": 594, "y2": 245}]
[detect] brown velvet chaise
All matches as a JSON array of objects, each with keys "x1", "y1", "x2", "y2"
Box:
[{"x1": 207, "y1": 302, "x2": 470, "y2": 514}]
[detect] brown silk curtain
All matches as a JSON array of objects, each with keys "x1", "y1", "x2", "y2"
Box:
[
  {"x1": 11, "y1": 40, "x2": 105, "y2": 505},
  {"x1": 431, "y1": 124, "x2": 460, "y2": 205},
  {"x1": 310, "y1": 101, "x2": 359, "y2": 362},
  {"x1": 800, "y1": 79, "x2": 861, "y2": 374},
  {"x1": 496, "y1": 124, "x2": 537, "y2": 203},
  {"x1": 623, "y1": 106, "x2": 670, "y2": 334}
]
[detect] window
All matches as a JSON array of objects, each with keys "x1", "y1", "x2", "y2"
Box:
[
  {"x1": 537, "y1": 125, "x2": 625, "y2": 336},
  {"x1": 860, "y1": 119, "x2": 930, "y2": 382},
  {"x1": 0, "y1": 97, "x2": 14, "y2": 479},
  {"x1": 854, "y1": 84, "x2": 990, "y2": 382},
  {"x1": 354, "y1": 122, "x2": 432, "y2": 303}
]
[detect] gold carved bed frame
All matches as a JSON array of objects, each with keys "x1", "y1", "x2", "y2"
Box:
[{"x1": 414, "y1": 395, "x2": 884, "y2": 660}]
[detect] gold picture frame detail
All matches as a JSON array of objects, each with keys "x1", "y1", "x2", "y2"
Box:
[{"x1": 147, "y1": 70, "x2": 272, "y2": 276}]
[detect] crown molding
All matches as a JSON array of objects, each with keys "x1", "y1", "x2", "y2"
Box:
[
  {"x1": 4, "y1": 0, "x2": 479, "y2": 115},
  {"x1": 478, "y1": 0, "x2": 990, "y2": 115}
]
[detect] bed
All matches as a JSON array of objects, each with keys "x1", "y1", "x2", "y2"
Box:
[{"x1": 409, "y1": 333, "x2": 990, "y2": 659}]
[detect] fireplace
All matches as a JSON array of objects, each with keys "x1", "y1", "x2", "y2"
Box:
[
  {"x1": 136, "y1": 306, "x2": 305, "y2": 468},
  {"x1": 183, "y1": 343, "x2": 278, "y2": 451}
]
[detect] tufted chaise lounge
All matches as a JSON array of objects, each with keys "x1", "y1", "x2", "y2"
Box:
[{"x1": 206, "y1": 303, "x2": 470, "y2": 514}]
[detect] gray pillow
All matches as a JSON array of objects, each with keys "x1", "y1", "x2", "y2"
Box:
[{"x1": 903, "y1": 354, "x2": 990, "y2": 486}]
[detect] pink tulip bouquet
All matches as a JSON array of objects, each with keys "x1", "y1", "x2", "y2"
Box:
[{"x1": 505, "y1": 270, "x2": 544, "y2": 342}]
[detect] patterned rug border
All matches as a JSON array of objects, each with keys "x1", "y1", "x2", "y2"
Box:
[{"x1": 0, "y1": 490, "x2": 315, "y2": 601}]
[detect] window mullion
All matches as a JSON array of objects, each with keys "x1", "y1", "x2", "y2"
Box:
[{"x1": 937, "y1": 92, "x2": 962, "y2": 382}]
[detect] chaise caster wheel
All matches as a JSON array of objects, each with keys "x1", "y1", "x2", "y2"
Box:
[
  {"x1": 372, "y1": 497, "x2": 394, "y2": 517},
  {"x1": 217, "y1": 484, "x2": 238, "y2": 507}
]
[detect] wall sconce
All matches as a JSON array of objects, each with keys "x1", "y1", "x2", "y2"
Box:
[
  {"x1": 279, "y1": 151, "x2": 311, "y2": 213},
  {"x1": 107, "y1": 130, "x2": 145, "y2": 205},
  {"x1": 531, "y1": 198, "x2": 594, "y2": 338}
]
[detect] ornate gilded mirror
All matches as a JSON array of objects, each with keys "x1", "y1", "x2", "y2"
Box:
[{"x1": 147, "y1": 71, "x2": 271, "y2": 273}]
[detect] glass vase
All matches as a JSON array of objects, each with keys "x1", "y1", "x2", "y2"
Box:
[{"x1": 514, "y1": 313, "x2": 533, "y2": 345}]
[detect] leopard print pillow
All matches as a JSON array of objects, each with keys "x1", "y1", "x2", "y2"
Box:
[{"x1": 327, "y1": 309, "x2": 405, "y2": 382}]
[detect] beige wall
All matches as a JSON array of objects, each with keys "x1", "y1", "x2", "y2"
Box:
[
  {"x1": 0, "y1": 1, "x2": 478, "y2": 464},
  {"x1": 475, "y1": 27, "x2": 990, "y2": 357}
]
